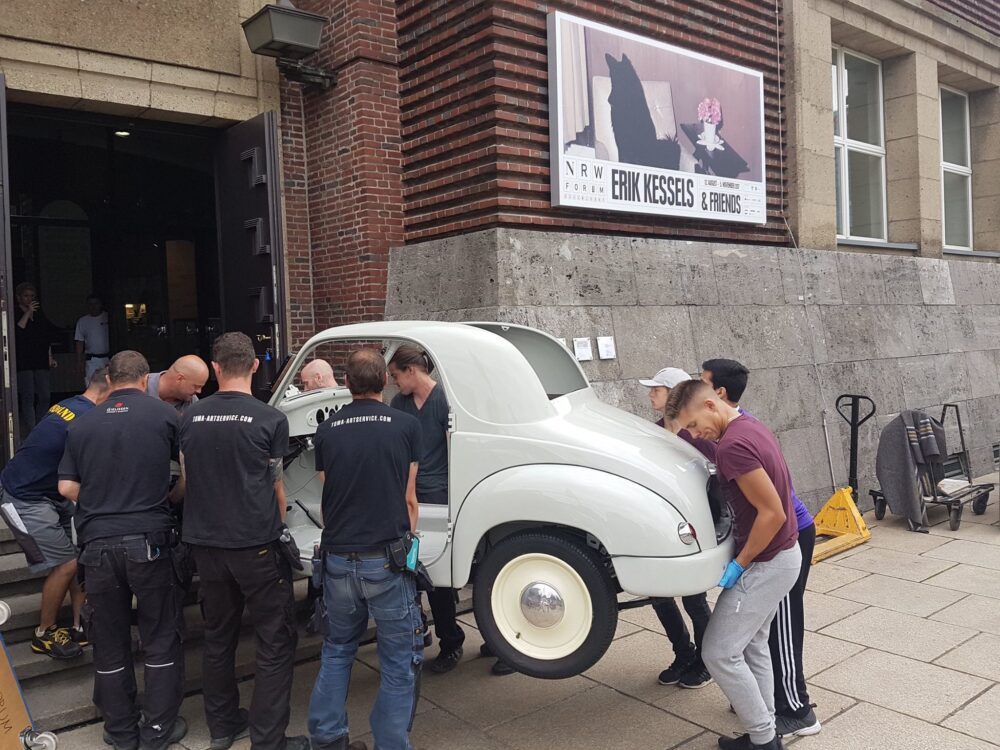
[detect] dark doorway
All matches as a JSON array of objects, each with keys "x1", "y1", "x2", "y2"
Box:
[{"x1": 6, "y1": 105, "x2": 221, "y2": 413}]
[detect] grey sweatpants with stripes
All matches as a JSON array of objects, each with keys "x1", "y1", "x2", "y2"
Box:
[{"x1": 703, "y1": 545, "x2": 802, "y2": 745}]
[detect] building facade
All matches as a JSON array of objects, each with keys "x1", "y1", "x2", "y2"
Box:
[{"x1": 3, "y1": 0, "x2": 1000, "y2": 507}]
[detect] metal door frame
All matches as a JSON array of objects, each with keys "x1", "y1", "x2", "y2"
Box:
[{"x1": 0, "y1": 75, "x2": 20, "y2": 459}]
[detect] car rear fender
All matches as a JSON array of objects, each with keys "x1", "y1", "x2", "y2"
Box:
[{"x1": 450, "y1": 464, "x2": 700, "y2": 589}]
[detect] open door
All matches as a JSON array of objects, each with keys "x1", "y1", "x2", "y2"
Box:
[
  {"x1": 215, "y1": 111, "x2": 286, "y2": 400},
  {"x1": 0, "y1": 75, "x2": 19, "y2": 461}
]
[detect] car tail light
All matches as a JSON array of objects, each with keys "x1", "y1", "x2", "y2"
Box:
[{"x1": 678, "y1": 522, "x2": 697, "y2": 545}]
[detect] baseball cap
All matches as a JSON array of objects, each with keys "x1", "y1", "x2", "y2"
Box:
[{"x1": 639, "y1": 367, "x2": 693, "y2": 389}]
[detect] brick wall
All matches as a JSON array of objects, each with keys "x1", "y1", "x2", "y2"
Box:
[
  {"x1": 397, "y1": 0, "x2": 790, "y2": 245},
  {"x1": 280, "y1": 0, "x2": 405, "y2": 345},
  {"x1": 928, "y1": 0, "x2": 1000, "y2": 38}
]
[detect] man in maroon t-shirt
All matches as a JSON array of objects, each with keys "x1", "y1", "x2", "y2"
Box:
[{"x1": 666, "y1": 381, "x2": 800, "y2": 750}]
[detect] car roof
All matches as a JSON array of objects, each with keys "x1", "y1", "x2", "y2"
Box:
[{"x1": 300, "y1": 320, "x2": 559, "y2": 424}]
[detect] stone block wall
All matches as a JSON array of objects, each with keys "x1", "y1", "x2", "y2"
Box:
[{"x1": 387, "y1": 227, "x2": 1000, "y2": 512}]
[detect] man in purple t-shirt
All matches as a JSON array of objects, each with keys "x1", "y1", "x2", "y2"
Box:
[
  {"x1": 666, "y1": 380, "x2": 800, "y2": 750},
  {"x1": 702, "y1": 359, "x2": 820, "y2": 738}
]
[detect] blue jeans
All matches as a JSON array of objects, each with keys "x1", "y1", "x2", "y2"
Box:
[{"x1": 308, "y1": 554, "x2": 424, "y2": 750}]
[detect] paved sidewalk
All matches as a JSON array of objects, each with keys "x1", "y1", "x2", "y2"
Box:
[{"x1": 56, "y1": 495, "x2": 1000, "y2": 750}]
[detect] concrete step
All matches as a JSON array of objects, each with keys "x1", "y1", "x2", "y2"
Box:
[
  {"x1": 0, "y1": 553, "x2": 47, "y2": 596},
  {"x1": 23, "y1": 626, "x2": 326, "y2": 732}
]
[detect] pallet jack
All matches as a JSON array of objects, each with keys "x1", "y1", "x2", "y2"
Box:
[{"x1": 812, "y1": 394, "x2": 874, "y2": 564}]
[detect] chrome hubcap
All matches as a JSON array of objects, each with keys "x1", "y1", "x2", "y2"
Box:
[{"x1": 519, "y1": 582, "x2": 565, "y2": 628}]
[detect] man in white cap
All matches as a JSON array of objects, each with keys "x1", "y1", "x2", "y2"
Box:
[{"x1": 639, "y1": 366, "x2": 714, "y2": 690}]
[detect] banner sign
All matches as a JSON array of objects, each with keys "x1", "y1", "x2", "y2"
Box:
[{"x1": 547, "y1": 12, "x2": 767, "y2": 225}]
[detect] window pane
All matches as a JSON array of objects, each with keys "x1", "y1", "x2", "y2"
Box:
[
  {"x1": 832, "y1": 49, "x2": 841, "y2": 137},
  {"x1": 845, "y1": 54, "x2": 881, "y2": 146},
  {"x1": 835, "y1": 145, "x2": 844, "y2": 235},
  {"x1": 941, "y1": 89, "x2": 969, "y2": 167},
  {"x1": 944, "y1": 171, "x2": 971, "y2": 248},
  {"x1": 847, "y1": 150, "x2": 885, "y2": 239}
]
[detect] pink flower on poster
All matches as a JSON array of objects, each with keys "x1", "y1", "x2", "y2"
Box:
[{"x1": 697, "y1": 97, "x2": 722, "y2": 125}]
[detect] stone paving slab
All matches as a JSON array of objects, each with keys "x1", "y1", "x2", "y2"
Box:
[
  {"x1": 811, "y1": 649, "x2": 992, "y2": 723},
  {"x1": 924, "y1": 563, "x2": 1000, "y2": 600},
  {"x1": 927, "y1": 519, "x2": 1000, "y2": 545},
  {"x1": 802, "y1": 590, "x2": 867, "y2": 631},
  {"x1": 864, "y1": 522, "x2": 952, "y2": 555},
  {"x1": 792, "y1": 701, "x2": 998, "y2": 750},
  {"x1": 934, "y1": 632, "x2": 1000, "y2": 682},
  {"x1": 486, "y1": 684, "x2": 702, "y2": 750},
  {"x1": 584, "y1": 629, "x2": 679, "y2": 704},
  {"x1": 931, "y1": 594, "x2": 1000, "y2": 636},
  {"x1": 803, "y1": 562, "x2": 870, "y2": 594},
  {"x1": 924, "y1": 539, "x2": 1000, "y2": 570},
  {"x1": 819, "y1": 605, "x2": 979, "y2": 662},
  {"x1": 943, "y1": 684, "x2": 1000, "y2": 746},
  {"x1": 420, "y1": 655, "x2": 592, "y2": 730},
  {"x1": 833, "y1": 546, "x2": 958, "y2": 582},
  {"x1": 827, "y1": 572, "x2": 967, "y2": 617},
  {"x1": 802, "y1": 631, "x2": 866, "y2": 678}
]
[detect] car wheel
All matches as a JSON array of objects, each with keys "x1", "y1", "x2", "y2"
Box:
[{"x1": 473, "y1": 530, "x2": 617, "y2": 679}]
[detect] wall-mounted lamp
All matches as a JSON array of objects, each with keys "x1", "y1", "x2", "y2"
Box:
[{"x1": 241, "y1": 0, "x2": 336, "y2": 89}]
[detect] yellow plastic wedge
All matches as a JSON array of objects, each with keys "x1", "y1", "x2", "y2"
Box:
[{"x1": 811, "y1": 487, "x2": 872, "y2": 564}]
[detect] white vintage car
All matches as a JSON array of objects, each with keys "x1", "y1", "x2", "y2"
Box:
[{"x1": 273, "y1": 321, "x2": 733, "y2": 679}]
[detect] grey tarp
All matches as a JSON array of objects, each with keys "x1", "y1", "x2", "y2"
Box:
[{"x1": 874, "y1": 410, "x2": 947, "y2": 531}]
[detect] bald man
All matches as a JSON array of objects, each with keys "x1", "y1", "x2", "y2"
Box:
[
  {"x1": 147, "y1": 355, "x2": 210, "y2": 414},
  {"x1": 301, "y1": 359, "x2": 338, "y2": 391}
]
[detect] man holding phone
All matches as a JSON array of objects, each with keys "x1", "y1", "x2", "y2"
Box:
[{"x1": 308, "y1": 349, "x2": 423, "y2": 750}]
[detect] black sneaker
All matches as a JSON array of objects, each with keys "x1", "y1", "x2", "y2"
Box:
[
  {"x1": 775, "y1": 707, "x2": 821, "y2": 737},
  {"x1": 718, "y1": 735, "x2": 783, "y2": 750},
  {"x1": 479, "y1": 643, "x2": 494, "y2": 658},
  {"x1": 210, "y1": 709, "x2": 250, "y2": 750},
  {"x1": 283, "y1": 736, "x2": 311, "y2": 750},
  {"x1": 139, "y1": 717, "x2": 187, "y2": 750},
  {"x1": 429, "y1": 646, "x2": 463, "y2": 674},
  {"x1": 70, "y1": 626, "x2": 89, "y2": 648},
  {"x1": 31, "y1": 626, "x2": 83, "y2": 660},
  {"x1": 657, "y1": 653, "x2": 695, "y2": 685},
  {"x1": 678, "y1": 665, "x2": 713, "y2": 689}
]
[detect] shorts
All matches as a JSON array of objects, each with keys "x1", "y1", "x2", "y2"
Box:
[{"x1": 0, "y1": 489, "x2": 77, "y2": 574}]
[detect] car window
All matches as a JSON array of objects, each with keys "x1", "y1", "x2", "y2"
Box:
[{"x1": 469, "y1": 324, "x2": 588, "y2": 399}]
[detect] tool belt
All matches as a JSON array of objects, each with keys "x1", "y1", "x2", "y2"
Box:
[{"x1": 85, "y1": 352, "x2": 110, "y2": 360}]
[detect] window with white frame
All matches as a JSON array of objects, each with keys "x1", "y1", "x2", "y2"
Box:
[
  {"x1": 940, "y1": 87, "x2": 972, "y2": 250},
  {"x1": 832, "y1": 48, "x2": 887, "y2": 241}
]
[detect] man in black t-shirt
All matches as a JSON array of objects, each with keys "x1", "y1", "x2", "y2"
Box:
[
  {"x1": 307, "y1": 349, "x2": 422, "y2": 750},
  {"x1": 179, "y1": 333, "x2": 307, "y2": 750},
  {"x1": 57, "y1": 351, "x2": 187, "y2": 750}
]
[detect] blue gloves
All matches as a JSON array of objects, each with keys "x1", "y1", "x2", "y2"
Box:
[{"x1": 719, "y1": 559, "x2": 746, "y2": 589}]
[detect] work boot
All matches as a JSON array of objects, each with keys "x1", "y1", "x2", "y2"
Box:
[
  {"x1": 139, "y1": 717, "x2": 187, "y2": 750},
  {"x1": 775, "y1": 707, "x2": 821, "y2": 737},
  {"x1": 210, "y1": 709, "x2": 250, "y2": 750},
  {"x1": 31, "y1": 626, "x2": 83, "y2": 660},
  {"x1": 283, "y1": 735, "x2": 311, "y2": 750},
  {"x1": 429, "y1": 645, "x2": 463, "y2": 674},
  {"x1": 103, "y1": 730, "x2": 138, "y2": 750}
]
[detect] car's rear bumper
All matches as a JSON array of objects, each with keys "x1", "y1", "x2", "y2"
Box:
[{"x1": 612, "y1": 538, "x2": 735, "y2": 597}]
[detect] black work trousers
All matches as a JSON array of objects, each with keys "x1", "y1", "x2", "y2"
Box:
[
  {"x1": 426, "y1": 587, "x2": 466, "y2": 654},
  {"x1": 193, "y1": 544, "x2": 297, "y2": 750},
  {"x1": 769, "y1": 522, "x2": 816, "y2": 718},
  {"x1": 653, "y1": 594, "x2": 712, "y2": 669},
  {"x1": 80, "y1": 536, "x2": 184, "y2": 750}
]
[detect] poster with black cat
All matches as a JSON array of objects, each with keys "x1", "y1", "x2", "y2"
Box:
[{"x1": 547, "y1": 12, "x2": 767, "y2": 225}]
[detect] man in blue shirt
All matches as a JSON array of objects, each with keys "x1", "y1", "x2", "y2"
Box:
[{"x1": 0, "y1": 367, "x2": 109, "y2": 659}]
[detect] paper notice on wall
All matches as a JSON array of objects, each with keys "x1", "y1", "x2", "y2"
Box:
[
  {"x1": 573, "y1": 337, "x2": 594, "y2": 361},
  {"x1": 597, "y1": 336, "x2": 617, "y2": 359}
]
